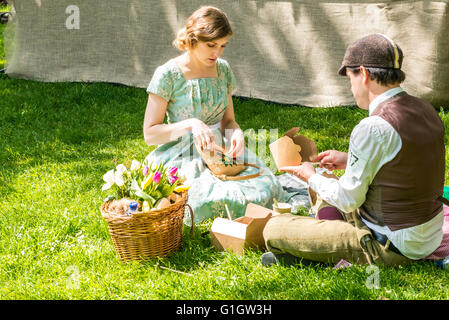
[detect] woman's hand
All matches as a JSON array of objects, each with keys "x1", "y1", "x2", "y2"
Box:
[
  {"x1": 227, "y1": 129, "x2": 245, "y2": 158},
  {"x1": 313, "y1": 150, "x2": 348, "y2": 171},
  {"x1": 190, "y1": 118, "x2": 215, "y2": 151}
]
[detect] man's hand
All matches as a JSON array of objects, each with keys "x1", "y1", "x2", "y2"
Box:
[
  {"x1": 313, "y1": 150, "x2": 348, "y2": 170},
  {"x1": 279, "y1": 162, "x2": 316, "y2": 182}
]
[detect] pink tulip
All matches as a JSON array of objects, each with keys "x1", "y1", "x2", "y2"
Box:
[
  {"x1": 168, "y1": 175, "x2": 178, "y2": 184},
  {"x1": 143, "y1": 166, "x2": 149, "y2": 176},
  {"x1": 152, "y1": 171, "x2": 161, "y2": 184},
  {"x1": 168, "y1": 167, "x2": 178, "y2": 176}
]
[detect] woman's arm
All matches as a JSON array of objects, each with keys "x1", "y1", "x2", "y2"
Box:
[
  {"x1": 220, "y1": 93, "x2": 245, "y2": 157},
  {"x1": 143, "y1": 93, "x2": 214, "y2": 149},
  {"x1": 220, "y1": 93, "x2": 239, "y2": 131},
  {"x1": 143, "y1": 93, "x2": 189, "y2": 145}
]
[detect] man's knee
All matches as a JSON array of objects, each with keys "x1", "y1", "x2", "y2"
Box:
[
  {"x1": 263, "y1": 214, "x2": 297, "y2": 252},
  {"x1": 263, "y1": 214, "x2": 284, "y2": 244}
]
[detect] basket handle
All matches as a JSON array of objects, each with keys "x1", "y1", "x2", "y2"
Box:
[{"x1": 185, "y1": 204, "x2": 194, "y2": 237}]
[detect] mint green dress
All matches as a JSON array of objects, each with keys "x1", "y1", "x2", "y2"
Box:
[{"x1": 145, "y1": 58, "x2": 287, "y2": 224}]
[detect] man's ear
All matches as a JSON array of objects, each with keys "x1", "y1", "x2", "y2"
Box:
[{"x1": 360, "y1": 66, "x2": 370, "y2": 84}]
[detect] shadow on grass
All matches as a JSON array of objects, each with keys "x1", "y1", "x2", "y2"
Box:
[
  {"x1": 0, "y1": 74, "x2": 151, "y2": 197},
  {"x1": 0, "y1": 73, "x2": 366, "y2": 201},
  {"x1": 138, "y1": 222, "x2": 219, "y2": 273},
  {"x1": 0, "y1": 75, "x2": 147, "y2": 152}
]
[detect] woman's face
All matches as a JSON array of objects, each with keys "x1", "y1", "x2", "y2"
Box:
[{"x1": 189, "y1": 36, "x2": 230, "y2": 67}]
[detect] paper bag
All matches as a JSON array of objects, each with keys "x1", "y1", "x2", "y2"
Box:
[{"x1": 269, "y1": 127, "x2": 317, "y2": 170}]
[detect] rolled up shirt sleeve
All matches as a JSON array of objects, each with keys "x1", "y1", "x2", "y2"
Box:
[{"x1": 308, "y1": 116, "x2": 402, "y2": 213}]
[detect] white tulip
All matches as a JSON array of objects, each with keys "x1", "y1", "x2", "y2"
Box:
[
  {"x1": 130, "y1": 160, "x2": 140, "y2": 172},
  {"x1": 115, "y1": 174, "x2": 125, "y2": 186},
  {"x1": 102, "y1": 169, "x2": 115, "y2": 191},
  {"x1": 116, "y1": 164, "x2": 127, "y2": 173},
  {"x1": 115, "y1": 164, "x2": 127, "y2": 187}
]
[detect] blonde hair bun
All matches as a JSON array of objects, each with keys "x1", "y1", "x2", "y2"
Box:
[{"x1": 173, "y1": 6, "x2": 233, "y2": 51}]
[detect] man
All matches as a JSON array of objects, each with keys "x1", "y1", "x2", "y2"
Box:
[{"x1": 262, "y1": 34, "x2": 446, "y2": 266}]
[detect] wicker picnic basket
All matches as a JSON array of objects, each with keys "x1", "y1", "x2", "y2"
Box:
[{"x1": 101, "y1": 191, "x2": 194, "y2": 262}]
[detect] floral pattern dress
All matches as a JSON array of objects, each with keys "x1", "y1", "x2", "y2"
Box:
[{"x1": 145, "y1": 58, "x2": 287, "y2": 224}]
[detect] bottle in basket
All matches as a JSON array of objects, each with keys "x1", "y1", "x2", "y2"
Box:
[{"x1": 126, "y1": 201, "x2": 138, "y2": 216}]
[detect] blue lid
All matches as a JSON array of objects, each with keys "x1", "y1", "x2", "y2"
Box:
[{"x1": 129, "y1": 201, "x2": 138, "y2": 211}]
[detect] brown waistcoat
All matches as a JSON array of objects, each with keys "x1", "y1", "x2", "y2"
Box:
[{"x1": 360, "y1": 92, "x2": 445, "y2": 231}]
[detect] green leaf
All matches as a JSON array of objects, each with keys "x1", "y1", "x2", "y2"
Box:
[
  {"x1": 161, "y1": 184, "x2": 172, "y2": 197},
  {"x1": 166, "y1": 180, "x2": 179, "y2": 196},
  {"x1": 130, "y1": 179, "x2": 155, "y2": 202},
  {"x1": 104, "y1": 194, "x2": 116, "y2": 202},
  {"x1": 151, "y1": 190, "x2": 163, "y2": 200}
]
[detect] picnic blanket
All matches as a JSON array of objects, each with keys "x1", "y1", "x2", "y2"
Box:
[
  {"x1": 276, "y1": 172, "x2": 311, "y2": 212},
  {"x1": 4, "y1": 0, "x2": 449, "y2": 106}
]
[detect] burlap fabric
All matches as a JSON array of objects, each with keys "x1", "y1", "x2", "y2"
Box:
[{"x1": 4, "y1": 0, "x2": 449, "y2": 106}]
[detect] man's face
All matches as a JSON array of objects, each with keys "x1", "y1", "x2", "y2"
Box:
[{"x1": 346, "y1": 68, "x2": 370, "y2": 110}]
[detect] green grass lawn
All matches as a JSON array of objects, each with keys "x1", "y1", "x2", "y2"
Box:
[{"x1": 1, "y1": 18, "x2": 449, "y2": 300}]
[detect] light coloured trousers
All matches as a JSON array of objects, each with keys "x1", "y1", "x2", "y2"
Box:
[{"x1": 263, "y1": 190, "x2": 412, "y2": 266}]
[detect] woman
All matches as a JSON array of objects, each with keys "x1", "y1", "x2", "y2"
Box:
[{"x1": 143, "y1": 6, "x2": 286, "y2": 223}]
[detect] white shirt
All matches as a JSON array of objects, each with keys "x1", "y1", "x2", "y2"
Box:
[{"x1": 308, "y1": 87, "x2": 443, "y2": 260}]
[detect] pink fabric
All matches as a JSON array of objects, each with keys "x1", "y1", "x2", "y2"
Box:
[
  {"x1": 317, "y1": 207, "x2": 344, "y2": 221},
  {"x1": 424, "y1": 204, "x2": 449, "y2": 260}
]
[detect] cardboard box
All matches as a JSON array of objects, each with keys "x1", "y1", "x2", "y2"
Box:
[
  {"x1": 269, "y1": 127, "x2": 317, "y2": 169},
  {"x1": 209, "y1": 203, "x2": 273, "y2": 255}
]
